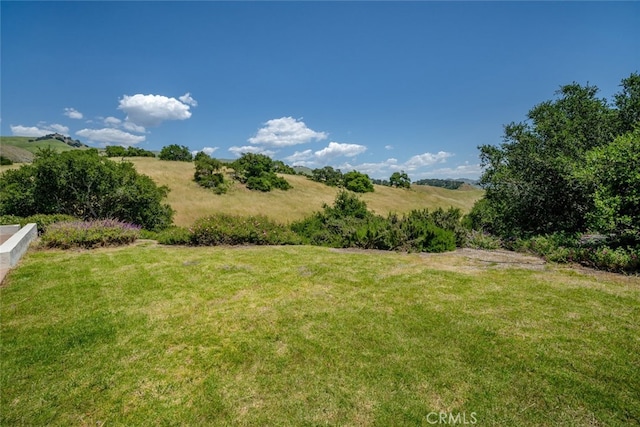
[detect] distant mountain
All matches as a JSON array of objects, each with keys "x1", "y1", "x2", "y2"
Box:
[{"x1": 32, "y1": 133, "x2": 88, "y2": 148}]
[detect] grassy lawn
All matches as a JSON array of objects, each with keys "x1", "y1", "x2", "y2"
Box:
[
  {"x1": 128, "y1": 157, "x2": 484, "y2": 227},
  {"x1": 1, "y1": 244, "x2": 639, "y2": 426}
]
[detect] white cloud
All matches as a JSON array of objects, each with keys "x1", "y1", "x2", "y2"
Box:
[
  {"x1": 10, "y1": 125, "x2": 48, "y2": 137},
  {"x1": 104, "y1": 116, "x2": 145, "y2": 133},
  {"x1": 76, "y1": 128, "x2": 145, "y2": 146},
  {"x1": 404, "y1": 151, "x2": 453, "y2": 170},
  {"x1": 426, "y1": 162, "x2": 483, "y2": 178},
  {"x1": 337, "y1": 158, "x2": 400, "y2": 176},
  {"x1": 314, "y1": 141, "x2": 367, "y2": 160},
  {"x1": 48, "y1": 123, "x2": 70, "y2": 134},
  {"x1": 104, "y1": 116, "x2": 122, "y2": 126},
  {"x1": 11, "y1": 123, "x2": 68, "y2": 137},
  {"x1": 179, "y1": 92, "x2": 198, "y2": 107},
  {"x1": 122, "y1": 121, "x2": 146, "y2": 133},
  {"x1": 118, "y1": 93, "x2": 196, "y2": 127},
  {"x1": 385, "y1": 145, "x2": 394, "y2": 150},
  {"x1": 228, "y1": 145, "x2": 276, "y2": 157},
  {"x1": 248, "y1": 117, "x2": 328, "y2": 147},
  {"x1": 64, "y1": 107, "x2": 83, "y2": 119},
  {"x1": 192, "y1": 147, "x2": 219, "y2": 156},
  {"x1": 284, "y1": 149, "x2": 314, "y2": 165}
]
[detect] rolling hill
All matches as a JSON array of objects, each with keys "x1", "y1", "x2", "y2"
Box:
[
  {"x1": 0, "y1": 141, "x2": 484, "y2": 226},
  {"x1": 127, "y1": 157, "x2": 484, "y2": 227},
  {"x1": 0, "y1": 136, "x2": 83, "y2": 162}
]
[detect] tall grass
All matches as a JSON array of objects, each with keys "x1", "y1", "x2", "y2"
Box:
[{"x1": 127, "y1": 158, "x2": 483, "y2": 227}]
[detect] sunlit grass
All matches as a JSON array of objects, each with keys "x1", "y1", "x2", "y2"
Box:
[
  {"x1": 128, "y1": 157, "x2": 484, "y2": 227},
  {"x1": 1, "y1": 244, "x2": 638, "y2": 425}
]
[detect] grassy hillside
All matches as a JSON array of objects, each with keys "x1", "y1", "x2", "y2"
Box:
[
  {"x1": 1, "y1": 244, "x2": 638, "y2": 425},
  {"x1": 127, "y1": 158, "x2": 484, "y2": 227},
  {"x1": 0, "y1": 136, "x2": 79, "y2": 156}
]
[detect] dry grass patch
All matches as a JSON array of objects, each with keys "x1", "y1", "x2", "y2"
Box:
[{"x1": 128, "y1": 157, "x2": 483, "y2": 227}]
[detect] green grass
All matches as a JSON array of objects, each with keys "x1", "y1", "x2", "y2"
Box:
[
  {"x1": 1, "y1": 244, "x2": 639, "y2": 425},
  {"x1": 0, "y1": 136, "x2": 79, "y2": 154}
]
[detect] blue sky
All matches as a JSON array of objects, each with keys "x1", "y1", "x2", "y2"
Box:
[{"x1": 2, "y1": 1, "x2": 638, "y2": 179}]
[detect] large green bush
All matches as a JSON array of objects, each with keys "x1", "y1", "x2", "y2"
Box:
[
  {"x1": 193, "y1": 153, "x2": 228, "y2": 194},
  {"x1": 159, "y1": 144, "x2": 193, "y2": 161},
  {"x1": 343, "y1": 171, "x2": 374, "y2": 193},
  {"x1": 231, "y1": 153, "x2": 292, "y2": 192},
  {"x1": 0, "y1": 149, "x2": 173, "y2": 230},
  {"x1": 290, "y1": 191, "x2": 458, "y2": 252}
]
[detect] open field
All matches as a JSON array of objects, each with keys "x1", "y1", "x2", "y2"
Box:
[
  {"x1": 128, "y1": 158, "x2": 484, "y2": 227},
  {"x1": 1, "y1": 244, "x2": 639, "y2": 425}
]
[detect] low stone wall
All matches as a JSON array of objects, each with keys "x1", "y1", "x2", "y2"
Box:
[{"x1": 0, "y1": 223, "x2": 38, "y2": 270}]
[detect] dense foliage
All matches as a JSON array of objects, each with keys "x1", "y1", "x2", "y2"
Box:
[
  {"x1": 343, "y1": 171, "x2": 374, "y2": 193},
  {"x1": 193, "y1": 152, "x2": 228, "y2": 194},
  {"x1": 291, "y1": 190, "x2": 460, "y2": 252},
  {"x1": 159, "y1": 144, "x2": 193, "y2": 161},
  {"x1": 0, "y1": 156, "x2": 13, "y2": 165},
  {"x1": 104, "y1": 146, "x2": 156, "y2": 158},
  {"x1": 230, "y1": 153, "x2": 292, "y2": 192},
  {"x1": 311, "y1": 166, "x2": 344, "y2": 187},
  {"x1": 471, "y1": 73, "x2": 640, "y2": 272},
  {"x1": 389, "y1": 171, "x2": 411, "y2": 188},
  {"x1": 191, "y1": 214, "x2": 301, "y2": 246},
  {"x1": 414, "y1": 179, "x2": 466, "y2": 190},
  {"x1": 474, "y1": 73, "x2": 639, "y2": 239},
  {"x1": 0, "y1": 149, "x2": 173, "y2": 230}
]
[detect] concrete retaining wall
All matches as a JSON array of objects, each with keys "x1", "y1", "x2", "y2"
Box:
[{"x1": 0, "y1": 223, "x2": 38, "y2": 270}]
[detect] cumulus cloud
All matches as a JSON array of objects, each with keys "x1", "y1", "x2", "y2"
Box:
[
  {"x1": 104, "y1": 116, "x2": 145, "y2": 134},
  {"x1": 118, "y1": 93, "x2": 196, "y2": 127},
  {"x1": 122, "y1": 121, "x2": 146, "y2": 133},
  {"x1": 11, "y1": 123, "x2": 69, "y2": 137},
  {"x1": 284, "y1": 149, "x2": 314, "y2": 164},
  {"x1": 104, "y1": 116, "x2": 122, "y2": 126},
  {"x1": 228, "y1": 145, "x2": 276, "y2": 157},
  {"x1": 248, "y1": 117, "x2": 328, "y2": 147},
  {"x1": 385, "y1": 145, "x2": 394, "y2": 150},
  {"x1": 179, "y1": 92, "x2": 198, "y2": 107},
  {"x1": 314, "y1": 141, "x2": 367, "y2": 160},
  {"x1": 337, "y1": 158, "x2": 400, "y2": 176},
  {"x1": 192, "y1": 147, "x2": 219, "y2": 156},
  {"x1": 76, "y1": 128, "x2": 145, "y2": 146},
  {"x1": 404, "y1": 151, "x2": 453, "y2": 170},
  {"x1": 426, "y1": 162, "x2": 483, "y2": 178},
  {"x1": 64, "y1": 107, "x2": 83, "y2": 119}
]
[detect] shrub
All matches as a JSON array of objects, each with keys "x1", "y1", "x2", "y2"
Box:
[
  {"x1": 40, "y1": 219, "x2": 141, "y2": 249},
  {"x1": 0, "y1": 149, "x2": 173, "y2": 231},
  {"x1": 159, "y1": 144, "x2": 193, "y2": 161},
  {"x1": 0, "y1": 156, "x2": 13, "y2": 165},
  {"x1": 231, "y1": 153, "x2": 292, "y2": 192},
  {"x1": 144, "y1": 226, "x2": 193, "y2": 245},
  {"x1": 194, "y1": 155, "x2": 228, "y2": 194},
  {"x1": 246, "y1": 175, "x2": 272, "y2": 192},
  {"x1": 191, "y1": 214, "x2": 301, "y2": 246},
  {"x1": 343, "y1": 171, "x2": 374, "y2": 193},
  {"x1": 291, "y1": 192, "x2": 458, "y2": 253},
  {"x1": 0, "y1": 213, "x2": 77, "y2": 235},
  {"x1": 465, "y1": 230, "x2": 502, "y2": 250}
]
